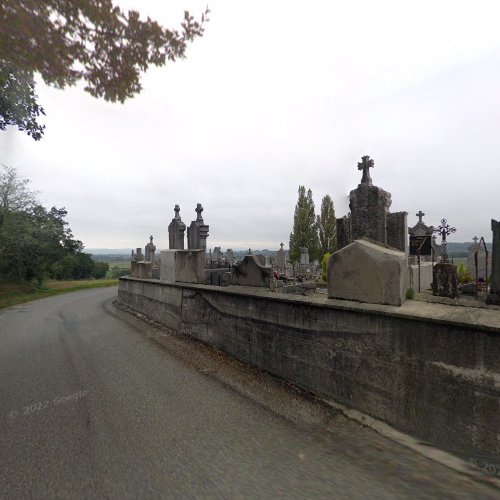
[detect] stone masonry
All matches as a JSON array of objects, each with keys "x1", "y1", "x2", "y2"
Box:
[
  {"x1": 336, "y1": 156, "x2": 407, "y2": 253},
  {"x1": 168, "y1": 205, "x2": 186, "y2": 250},
  {"x1": 187, "y1": 203, "x2": 209, "y2": 254}
]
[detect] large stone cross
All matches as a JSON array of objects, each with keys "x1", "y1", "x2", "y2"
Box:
[
  {"x1": 416, "y1": 210, "x2": 425, "y2": 223},
  {"x1": 174, "y1": 204, "x2": 181, "y2": 219},
  {"x1": 280, "y1": 242, "x2": 284, "y2": 250},
  {"x1": 473, "y1": 236, "x2": 479, "y2": 244},
  {"x1": 195, "y1": 203, "x2": 204, "y2": 222},
  {"x1": 357, "y1": 155, "x2": 374, "y2": 185}
]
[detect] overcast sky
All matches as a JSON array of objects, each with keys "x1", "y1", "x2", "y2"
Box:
[{"x1": 1, "y1": 0, "x2": 500, "y2": 250}]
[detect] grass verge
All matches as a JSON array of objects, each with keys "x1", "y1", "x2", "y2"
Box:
[{"x1": 0, "y1": 279, "x2": 119, "y2": 309}]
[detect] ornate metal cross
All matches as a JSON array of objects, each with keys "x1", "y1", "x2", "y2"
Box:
[
  {"x1": 433, "y1": 218, "x2": 456, "y2": 261},
  {"x1": 416, "y1": 210, "x2": 425, "y2": 223},
  {"x1": 357, "y1": 155, "x2": 374, "y2": 185}
]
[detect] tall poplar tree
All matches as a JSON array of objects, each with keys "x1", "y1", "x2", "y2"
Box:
[
  {"x1": 289, "y1": 186, "x2": 319, "y2": 263},
  {"x1": 317, "y1": 194, "x2": 337, "y2": 262}
]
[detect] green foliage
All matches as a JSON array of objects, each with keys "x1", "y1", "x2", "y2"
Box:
[
  {"x1": 0, "y1": 1, "x2": 209, "y2": 139},
  {"x1": 406, "y1": 288, "x2": 415, "y2": 300},
  {"x1": 317, "y1": 195, "x2": 336, "y2": 263},
  {"x1": 0, "y1": 165, "x2": 101, "y2": 284},
  {"x1": 93, "y1": 262, "x2": 109, "y2": 279},
  {"x1": 289, "y1": 186, "x2": 319, "y2": 264},
  {"x1": 110, "y1": 265, "x2": 130, "y2": 278},
  {"x1": 457, "y1": 263, "x2": 472, "y2": 284},
  {"x1": 321, "y1": 252, "x2": 331, "y2": 282},
  {"x1": 0, "y1": 63, "x2": 45, "y2": 140}
]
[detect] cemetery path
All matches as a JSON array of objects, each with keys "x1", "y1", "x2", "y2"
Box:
[{"x1": 0, "y1": 287, "x2": 497, "y2": 499}]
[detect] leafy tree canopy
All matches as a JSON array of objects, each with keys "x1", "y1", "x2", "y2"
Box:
[
  {"x1": 317, "y1": 194, "x2": 336, "y2": 262},
  {"x1": 0, "y1": 164, "x2": 103, "y2": 283},
  {"x1": 289, "y1": 185, "x2": 319, "y2": 264},
  {"x1": 0, "y1": 1, "x2": 209, "y2": 139}
]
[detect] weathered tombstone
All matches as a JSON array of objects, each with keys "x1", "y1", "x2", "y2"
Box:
[
  {"x1": 432, "y1": 218, "x2": 458, "y2": 298},
  {"x1": 350, "y1": 156, "x2": 391, "y2": 243},
  {"x1": 226, "y1": 249, "x2": 234, "y2": 266},
  {"x1": 130, "y1": 249, "x2": 138, "y2": 276},
  {"x1": 336, "y1": 156, "x2": 407, "y2": 252},
  {"x1": 145, "y1": 235, "x2": 156, "y2": 264},
  {"x1": 327, "y1": 239, "x2": 407, "y2": 306},
  {"x1": 276, "y1": 242, "x2": 285, "y2": 271},
  {"x1": 160, "y1": 249, "x2": 205, "y2": 283},
  {"x1": 487, "y1": 219, "x2": 500, "y2": 304},
  {"x1": 407, "y1": 211, "x2": 434, "y2": 291},
  {"x1": 231, "y1": 255, "x2": 273, "y2": 289},
  {"x1": 136, "y1": 248, "x2": 143, "y2": 261},
  {"x1": 213, "y1": 247, "x2": 223, "y2": 262},
  {"x1": 255, "y1": 254, "x2": 266, "y2": 266},
  {"x1": 408, "y1": 211, "x2": 433, "y2": 261},
  {"x1": 431, "y1": 235, "x2": 441, "y2": 260},
  {"x1": 137, "y1": 261, "x2": 152, "y2": 279},
  {"x1": 187, "y1": 203, "x2": 209, "y2": 254},
  {"x1": 168, "y1": 205, "x2": 186, "y2": 249},
  {"x1": 467, "y1": 236, "x2": 491, "y2": 281}
]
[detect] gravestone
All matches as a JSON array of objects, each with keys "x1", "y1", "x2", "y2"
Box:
[
  {"x1": 226, "y1": 249, "x2": 234, "y2": 266},
  {"x1": 336, "y1": 156, "x2": 407, "y2": 252},
  {"x1": 145, "y1": 235, "x2": 156, "y2": 264},
  {"x1": 213, "y1": 247, "x2": 223, "y2": 262},
  {"x1": 168, "y1": 205, "x2": 186, "y2": 249},
  {"x1": 255, "y1": 254, "x2": 266, "y2": 266},
  {"x1": 327, "y1": 239, "x2": 407, "y2": 306},
  {"x1": 231, "y1": 255, "x2": 273, "y2": 289},
  {"x1": 408, "y1": 211, "x2": 433, "y2": 263},
  {"x1": 137, "y1": 261, "x2": 152, "y2": 279},
  {"x1": 187, "y1": 203, "x2": 209, "y2": 254},
  {"x1": 130, "y1": 249, "x2": 138, "y2": 276},
  {"x1": 160, "y1": 249, "x2": 205, "y2": 283},
  {"x1": 467, "y1": 236, "x2": 491, "y2": 281},
  {"x1": 432, "y1": 219, "x2": 458, "y2": 298},
  {"x1": 136, "y1": 248, "x2": 143, "y2": 261},
  {"x1": 432, "y1": 262, "x2": 458, "y2": 298},
  {"x1": 336, "y1": 215, "x2": 352, "y2": 250},
  {"x1": 276, "y1": 243, "x2": 286, "y2": 272},
  {"x1": 431, "y1": 235, "x2": 441, "y2": 260},
  {"x1": 487, "y1": 220, "x2": 500, "y2": 304}
]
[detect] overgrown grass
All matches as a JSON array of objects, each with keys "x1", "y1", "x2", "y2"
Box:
[{"x1": 0, "y1": 279, "x2": 119, "y2": 309}]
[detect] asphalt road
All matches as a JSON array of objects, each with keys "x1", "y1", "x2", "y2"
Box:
[{"x1": 0, "y1": 287, "x2": 497, "y2": 499}]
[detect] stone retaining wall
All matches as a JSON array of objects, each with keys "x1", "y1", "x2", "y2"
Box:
[{"x1": 117, "y1": 277, "x2": 499, "y2": 459}]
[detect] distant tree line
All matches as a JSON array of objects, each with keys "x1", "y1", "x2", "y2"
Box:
[
  {"x1": 289, "y1": 186, "x2": 337, "y2": 264},
  {"x1": 0, "y1": 165, "x2": 108, "y2": 284}
]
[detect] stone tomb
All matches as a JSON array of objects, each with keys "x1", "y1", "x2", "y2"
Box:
[
  {"x1": 231, "y1": 255, "x2": 274, "y2": 289},
  {"x1": 276, "y1": 243, "x2": 286, "y2": 272},
  {"x1": 467, "y1": 236, "x2": 491, "y2": 281},
  {"x1": 327, "y1": 239, "x2": 407, "y2": 306},
  {"x1": 168, "y1": 205, "x2": 186, "y2": 250},
  {"x1": 187, "y1": 203, "x2": 209, "y2": 253},
  {"x1": 487, "y1": 219, "x2": 500, "y2": 304},
  {"x1": 408, "y1": 211, "x2": 433, "y2": 263},
  {"x1": 160, "y1": 249, "x2": 205, "y2": 284},
  {"x1": 226, "y1": 249, "x2": 235, "y2": 266},
  {"x1": 432, "y1": 262, "x2": 458, "y2": 299},
  {"x1": 336, "y1": 156, "x2": 408, "y2": 253}
]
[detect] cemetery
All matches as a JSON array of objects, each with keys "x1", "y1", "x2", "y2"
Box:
[{"x1": 118, "y1": 156, "x2": 499, "y2": 462}]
